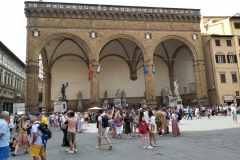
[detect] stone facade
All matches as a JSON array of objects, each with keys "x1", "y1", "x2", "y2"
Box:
[{"x1": 24, "y1": 2, "x2": 209, "y2": 112}]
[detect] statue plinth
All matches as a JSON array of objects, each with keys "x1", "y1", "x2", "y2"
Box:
[
  {"x1": 174, "y1": 97, "x2": 182, "y2": 109},
  {"x1": 168, "y1": 96, "x2": 175, "y2": 107},
  {"x1": 78, "y1": 101, "x2": 83, "y2": 108},
  {"x1": 54, "y1": 101, "x2": 67, "y2": 112},
  {"x1": 121, "y1": 99, "x2": 126, "y2": 106},
  {"x1": 114, "y1": 99, "x2": 121, "y2": 106}
]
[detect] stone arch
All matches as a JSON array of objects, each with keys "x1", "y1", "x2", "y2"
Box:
[
  {"x1": 98, "y1": 34, "x2": 147, "y2": 59},
  {"x1": 153, "y1": 35, "x2": 198, "y2": 60}
]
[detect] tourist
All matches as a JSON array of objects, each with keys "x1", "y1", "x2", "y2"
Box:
[
  {"x1": 133, "y1": 103, "x2": 135, "y2": 110},
  {"x1": 133, "y1": 112, "x2": 139, "y2": 137},
  {"x1": 9, "y1": 117, "x2": 14, "y2": 134},
  {"x1": 173, "y1": 107, "x2": 181, "y2": 135},
  {"x1": 187, "y1": 106, "x2": 192, "y2": 120},
  {"x1": 171, "y1": 113, "x2": 179, "y2": 137},
  {"x1": 124, "y1": 111, "x2": 132, "y2": 139},
  {"x1": 96, "y1": 110, "x2": 112, "y2": 150},
  {"x1": 231, "y1": 104, "x2": 237, "y2": 124},
  {"x1": 77, "y1": 112, "x2": 83, "y2": 133},
  {"x1": 15, "y1": 115, "x2": 20, "y2": 133},
  {"x1": 35, "y1": 112, "x2": 49, "y2": 127},
  {"x1": 30, "y1": 116, "x2": 46, "y2": 160},
  {"x1": 58, "y1": 112, "x2": 62, "y2": 129},
  {"x1": 9, "y1": 133, "x2": 18, "y2": 152},
  {"x1": 138, "y1": 111, "x2": 152, "y2": 149},
  {"x1": 207, "y1": 107, "x2": 210, "y2": 119},
  {"x1": 161, "y1": 108, "x2": 167, "y2": 135},
  {"x1": 110, "y1": 110, "x2": 116, "y2": 138},
  {"x1": 195, "y1": 107, "x2": 199, "y2": 119},
  {"x1": 114, "y1": 112, "x2": 122, "y2": 139},
  {"x1": 50, "y1": 113, "x2": 55, "y2": 126},
  {"x1": 0, "y1": 111, "x2": 10, "y2": 160},
  {"x1": 12, "y1": 116, "x2": 30, "y2": 157},
  {"x1": 155, "y1": 107, "x2": 162, "y2": 136},
  {"x1": 54, "y1": 113, "x2": 59, "y2": 130},
  {"x1": 84, "y1": 112, "x2": 89, "y2": 127},
  {"x1": 148, "y1": 110, "x2": 156, "y2": 147},
  {"x1": 130, "y1": 110, "x2": 135, "y2": 133},
  {"x1": 107, "y1": 110, "x2": 113, "y2": 135},
  {"x1": 164, "y1": 108, "x2": 170, "y2": 134},
  {"x1": 63, "y1": 110, "x2": 78, "y2": 153}
]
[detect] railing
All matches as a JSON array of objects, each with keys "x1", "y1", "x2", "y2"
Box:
[{"x1": 25, "y1": 2, "x2": 201, "y2": 16}]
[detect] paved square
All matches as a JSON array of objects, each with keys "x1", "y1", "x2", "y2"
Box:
[{"x1": 9, "y1": 115, "x2": 240, "y2": 160}]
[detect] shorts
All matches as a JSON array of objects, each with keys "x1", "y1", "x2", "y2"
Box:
[
  {"x1": 0, "y1": 146, "x2": 9, "y2": 159},
  {"x1": 98, "y1": 128, "x2": 107, "y2": 138},
  {"x1": 166, "y1": 120, "x2": 170, "y2": 126},
  {"x1": 85, "y1": 118, "x2": 88, "y2": 121},
  {"x1": 112, "y1": 124, "x2": 116, "y2": 127},
  {"x1": 30, "y1": 144, "x2": 45, "y2": 157},
  {"x1": 156, "y1": 122, "x2": 162, "y2": 129},
  {"x1": 67, "y1": 132, "x2": 76, "y2": 141},
  {"x1": 232, "y1": 113, "x2": 237, "y2": 118}
]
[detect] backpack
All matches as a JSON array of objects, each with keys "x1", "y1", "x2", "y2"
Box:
[
  {"x1": 101, "y1": 115, "x2": 109, "y2": 128},
  {"x1": 35, "y1": 122, "x2": 52, "y2": 147},
  {"x1": 177, "y1": 112, "x2": 182, "y2": 121}
]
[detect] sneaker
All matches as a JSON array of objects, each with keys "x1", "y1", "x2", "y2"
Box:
[
  {"x1": 109, "y1": 145, "x2": 112, "y2": 150},
  {"x1": 166, "y1": 132, "x2": 170, "y2": 134},
  {"x1": 153, "y1": 144, "x2": 157, "y2": 147},
  {"x1": 143, "y1": 146, "x2": 146, "y2": 149},
  {"x1": 129, "y1": 136, "x2": 132, "y2": 139},
  {"x1": 95, "y1": 146, "x2": 101, "y2": 149},
  {"x1": 66, "y1": 148, "x2": 70, "y2": 152},
  {"x1": 74, "y1": 149, "x2": 77, "y2": 152},
  {"x1": 68, "y1": 150, "x2": 74, "y2": 154},
  {"x1": 147, "y1": 146, "x2": 153, "y2": 149},
  {"x1": 160, "y1": 135, "x2": 163, "y2": 137}
]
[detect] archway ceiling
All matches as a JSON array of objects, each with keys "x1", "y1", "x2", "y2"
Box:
[{"x1": 43, "y1": 38, "x2": 89, "y2": 65}]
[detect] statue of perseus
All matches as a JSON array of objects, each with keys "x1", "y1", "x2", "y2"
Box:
[{"x1": 61, "y1": 83, "x2": 68, "y2": 99}]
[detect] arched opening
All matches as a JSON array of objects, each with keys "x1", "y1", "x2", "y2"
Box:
[
  {"x1": 99, "y1": 38, "x2": 145, "y2": 105},
  {"x1": 153, "y1": 39, "x2": 196, "y2": 105},
  {"x1": 39, "y1": 36, "x2": 90, "y2": 111}
]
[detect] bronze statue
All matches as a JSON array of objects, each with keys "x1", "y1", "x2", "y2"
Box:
[{"x1": 61, "y1": 83, "x2": 68, "y2": 99}]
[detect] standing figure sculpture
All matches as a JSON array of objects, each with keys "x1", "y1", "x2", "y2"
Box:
[
  {"x1": 161, "y1": 88, "x2": 166, "y2": 98},
  {"x1": 167, "y1": 88, "x2": 173, "y2": 96},
  {"x1": 61, "y1": 83, "x2": 68, "y2": 100},
  {"x1": 78, "y1": 91, "x2": 82, "y2": 101},
  {"x1": 104, "y1": 90, "x2": 108, "y2": 100},
  {"x1": 173, "y1": 80, "x2": 180, "y2": 98},
  {"x1": 122, "y1": 90, "x2": 126, "y2": 99},
  {"x1": 115, "y1": 89, "x2": 121, "y2": 99}
]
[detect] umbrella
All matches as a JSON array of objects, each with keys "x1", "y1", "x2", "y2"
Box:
[{"x1": 87, "y1": 107, "x2": 102, "y2": 110}]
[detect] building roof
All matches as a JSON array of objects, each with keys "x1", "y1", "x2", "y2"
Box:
[
  {"x1": 0, "y1": 41, "x2": 25, "y2": 67},
  {"x1": 210, "y1": 35, "x2": 235, "y2": 38}
]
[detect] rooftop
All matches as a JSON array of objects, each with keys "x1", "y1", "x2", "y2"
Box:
[
  {"x1": 0, "y1": 42, "x2": 25, "y2": 68},
  {"x1": 25, "y1": 1, "x2": 201, "y2": 15}
]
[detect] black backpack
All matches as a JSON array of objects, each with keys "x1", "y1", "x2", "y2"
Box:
[
  {"x1": 177, "y1": 112, "x2": 182, "y2": 121},
  {"x1": 35, "y1": 122, "x2": 52, "y2": 147},
  {"x1": 101, "y1": 115, "x2": 109, "y2": 128}
]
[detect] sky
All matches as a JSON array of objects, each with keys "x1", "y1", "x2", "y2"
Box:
[{"x1": 0, "y1": 0, "x2": 239, "y2": 63}]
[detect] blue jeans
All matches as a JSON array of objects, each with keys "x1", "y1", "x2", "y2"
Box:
[
  {"x1": 187, "y1": 113, "x2": 192, "y2": 120},
  {"x1": 207, "y1": 114, "x2": 210, "y2": 119}
]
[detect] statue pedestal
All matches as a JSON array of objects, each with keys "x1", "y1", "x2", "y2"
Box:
[
  {"x1": 162, "y1": 97, "x2": 168, "y2": 106},
  {"x1": 173, "y1": 97, "x2": 182, "y2": 109},
  {"x1": 103, "y1": 100, "x2": 108, "y2": 109},
  {"x1": 114, "y1": 99, "x2": 121, "y2": 106},
  {"x1": 121, "y1": 99, "x2": 126, "y2": 106},
  {"x1": 78, "y1": 101, "x2": 83, "y2": 108},
  {"x1": 54, "y1": 101, "x2": 67, "y2": 112},
  {"x1": 168, "y1": 96, "x2": 175, "y2": 107}
]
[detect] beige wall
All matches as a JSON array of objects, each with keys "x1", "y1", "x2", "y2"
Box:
[{"x1": 51, "y1": 55, "x2": 90, "y2": 100}]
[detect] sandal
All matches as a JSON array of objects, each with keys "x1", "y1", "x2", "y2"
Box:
[
  {"x1": 11, "y1": 154, "x2": 17, "y2": 157},
  {"x1": 24, "y1": 151, "x2": 29, "y2": 154}
]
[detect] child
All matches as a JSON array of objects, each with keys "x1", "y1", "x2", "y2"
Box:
[{"x1": 9, "y1": 133, "x2": 18, "y2": 151}]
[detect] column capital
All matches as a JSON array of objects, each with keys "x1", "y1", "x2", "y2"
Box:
[{"x1": 43, "y1": 73, "x2": 52, "y2": 79}]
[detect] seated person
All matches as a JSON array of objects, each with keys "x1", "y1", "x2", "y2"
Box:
[{"x1": 9, "y1": 133, "x2": 19, "y2": 151}]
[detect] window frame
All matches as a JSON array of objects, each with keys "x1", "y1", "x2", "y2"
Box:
[
  {"x1": 234, "y1": 22, "x2": 240, "y2": 29},
  {"x1": 226, "y1": 40, "x2": 232, "y2": 46},
  {"x1": 220, "y1": 74, "x2": 226, "y2": 83},
  {"x1": 232, "y1": 74, "x2": 238, "y2": 83},
  {"x1": 236, "y1": 91, "x2": 239, "y2": 96},
  {"x1": 215, "y1": 40, "x2": 221, "y2": 46},
  {"x1": 215, "y1": 55, "x2": 226, "y2": 63}
]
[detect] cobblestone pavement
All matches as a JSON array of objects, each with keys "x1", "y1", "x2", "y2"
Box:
[{"x1": 9, "y1": 115, "x2": 240, "y2": 160}]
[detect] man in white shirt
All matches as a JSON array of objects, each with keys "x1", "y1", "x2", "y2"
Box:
[
  {"x1": 50, "y1": 114, "x2": 55, "y2": 126},
  {"x1": 231, "y1": 103, "x2": 237, "y2": 123},
  {"x1": 142, "y1": 105, "x2": 149, "y2": 123}
]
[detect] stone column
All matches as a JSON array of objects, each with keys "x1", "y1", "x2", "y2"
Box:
[
  {"x1": 168, "y1": 65, "x2": 175, "y2": 93},
  {"x1": 42, "y1": 74, "x2": 51, "y2": 112},
  {"x1": 194, "y1": 60, "x2": 209, "y2": 105},
  {"x1": 90, "y1": 60, "x2": 100, "y2": 107},
  {"x1": 144, "y1": 57, "x2": 157, "y2": 107},
  {"x1": 25, "y1": 64, "x2": 39, "y2": 113}
]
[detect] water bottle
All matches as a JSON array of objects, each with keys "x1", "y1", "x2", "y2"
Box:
[{"x1": 100, "y1": 132, "x2": 103, "y2": 136}]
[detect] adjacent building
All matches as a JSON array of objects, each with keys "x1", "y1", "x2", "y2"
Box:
[{"x1": 0, "y1": 42, "x2": 25, "y2": 113}]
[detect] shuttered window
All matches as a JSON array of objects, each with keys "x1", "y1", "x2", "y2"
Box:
[
  {"x1": 235, "y1": 23, "x2": 240, "y2": 29},
  {"x1": 226, "y1": 40, "x2": 232, "y2": 46},
  {"x1": 232, "y1": 74, "x2": 237, "y2": 83},
  {"x1": 215, "y1": 55, "x2": 226, "y2": 63},
  {"x1": 227, "y1": 55, "x2": 238, "y2": 63},
  {"x1": 220, "y1": 74, "x2": 226, "y2": 83},
  {"x1": 236, "y1": 91, "x2": 239, "y2": 96},
  {"x1": 215, "y1": 40, "x2": 221, "y2": 46}
]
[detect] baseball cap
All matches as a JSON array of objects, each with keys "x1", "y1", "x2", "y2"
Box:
[
  {"x1": 26, "y1": 112, "x2": 31, "y2": 115},
  {"x1": 34, "y1": 112, "x2": 41, "y2": 116}
]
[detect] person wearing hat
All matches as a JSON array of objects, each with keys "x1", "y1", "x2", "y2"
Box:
[{"x1": 35, "y1": 112, "x2": 48, "y2": 128}]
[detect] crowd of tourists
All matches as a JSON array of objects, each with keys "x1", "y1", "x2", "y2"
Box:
[{"x1": 0, "y1": 102, "x2": 239, "y2": 160}]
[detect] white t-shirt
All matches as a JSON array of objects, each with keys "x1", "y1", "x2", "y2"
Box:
[
  {"x1": 150, "y1": 116, "x2": 156, "y2": 125},
  {"x1": 231, "y1": 107, "x2": 236, "y2": 114},
  {"x1": 219, "y1": 107, "x2": 222, "y2": 111},
  {"x1": 61, "y1": 116, "x2": 66, "y2": 126},
  {"x1": 144, "y1": 111, "x2": 149, "y2": 122},
  {"x1": 55, "y1": 116, "x2": 58, "y2": 121},
  {"x1": 51, "y1": 115, "x2": 54, "y2": 120},
  {"x1": 74, "y1": 114, "x2": 78, "y2": 119},
  {"x1": 98, "y1": 115, "x2": 102, "y2": 128}
]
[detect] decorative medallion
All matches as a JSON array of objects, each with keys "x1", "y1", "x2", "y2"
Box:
[
  {"x1": 192, "y1": 33, "x2": 198, "y2": 40},
  {"x1": 90, "y1": 31, "x2": 97, "y2": 39},
  {"x1": 32, "y1": 29, "x2": 40, "y2": 38},
  {"x1": 145, "y1": 32, "x2": 152, "y2": 40}
]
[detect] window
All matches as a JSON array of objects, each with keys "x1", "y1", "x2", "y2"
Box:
[
  {"x1": 236, "y1": 91, "x2": 239, "y2": 96},
  {"x1": 234, "y1": 22, "x2": 240, "y2": 29},
  {"x1": 232, "y1": 74, "x2": 237, "y2": 83},
  {"x1": 215, "y1": 40, "x2": 221, "y2": 46},
  {"x1": 226, "y1": 40, "x2": 232, "y2": 46},
  {"x1": 227, "y1": 55, "x2": 237, "y2": 63},
  {"x1": 183, "y1": 87, "x2": 187, "y2": 93},
  {"x1": 4, "y1": 90, "x2": 6, "y2": 94},
  {"x1": 4, "y1": 76, "x2": 6, "y2": 84},
  {"x1": 215, "y1": 55, "x2": 226, "y2": 63},
  {"x1": 220, "y1": 74, "x2": 226, "y2": 83},
  {"x1": 238, "y1": 37, "x2": 240, "y2": 46}
]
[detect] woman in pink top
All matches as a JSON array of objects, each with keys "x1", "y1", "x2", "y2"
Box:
[{"x1": 114, "y1": 112, "x2": 122, "y2": 139}]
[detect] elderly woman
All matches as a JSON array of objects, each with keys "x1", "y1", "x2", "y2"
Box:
[
  {"x1": 114, "y1": 112, "x2": 122, "y2": 139},
  {"x1": 171, "y1": 113, "x2": 179, "y2": 137},
  {"x1": 12, "y1": 116, "x2": 30, "y2": 157}
]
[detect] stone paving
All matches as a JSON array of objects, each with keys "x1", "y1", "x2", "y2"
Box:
[{"x1": 9, "y1": 115, "x2": 240, "y2": 160}]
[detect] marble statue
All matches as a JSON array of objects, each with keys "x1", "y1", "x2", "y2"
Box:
[
  {"x1": 115, "y1": 89, "x2": 121, "y2": 99},
  {"x1": 141, "y1": 99, "x2": 147, "y2": 107},
  {"x1": 61, "y1": 83, "x2": 68, "y2": 99},
  {"x1": 78, "y1": 91, "x2": 82, "y2": 101},
  {"x1": 104, "y1": 90, "x2": 108, "y2": 100},
  {"x1": 161, "y1": 88, "x2": 166, "y2": 98},
  {"x1": 173, "y1": 79, "x2": 180, "y2": 98},
  {"x1": 167, "y1": 88, "x2": 173, "y2": 96},
  {"x1": 122, "y1": 90, "x2": 126, "y2": 99}
]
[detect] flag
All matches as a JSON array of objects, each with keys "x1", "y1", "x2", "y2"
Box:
[
  {"x1": 152, "y1": 64, "x2": 155, "y2": 74},
  {"x1": 143, "y1": 65, "x2": 149, "y2": 74},
  {"x1": 89, "y1": 65, "x2": 93, "y2": 77},
  {"x1": 97, "y1": 65, "x2": 100, "y2": 73}
]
